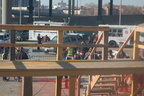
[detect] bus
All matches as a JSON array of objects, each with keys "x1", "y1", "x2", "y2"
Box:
[
  {"x1": 29, "y1": 21, "x2": 69, "y2": 41},
  {"x1": 98, "y1": 25, "x2": 144, "y2": 47},
  {"x1": 29, "y1": 21, "x2": 85, "y2": 41}
]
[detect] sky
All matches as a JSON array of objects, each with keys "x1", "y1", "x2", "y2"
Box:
[{"x1": 41, "y1": 0, "x2": 144, "y2": 7}]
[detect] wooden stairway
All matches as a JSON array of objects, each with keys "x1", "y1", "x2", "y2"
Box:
[{"x1": 83, "y1": 75, "x2": 122, "y2": 96}]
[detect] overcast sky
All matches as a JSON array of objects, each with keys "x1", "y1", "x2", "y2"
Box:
[{"x1": 41, "y1": 0, "x2": 144, "y2": 6}]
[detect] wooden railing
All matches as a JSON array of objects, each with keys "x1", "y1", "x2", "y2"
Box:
[
  {"x1": 0, "y1": 24, "x2": 144, "y2": 96},
  {"x1": 0, "y1": 24, "x2": 109, "y2": 96}
]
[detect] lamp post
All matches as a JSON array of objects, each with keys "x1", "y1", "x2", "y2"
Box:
[
  {"x1": 19, "y1": 0, "x2": 22, "y2": 24},
  {"x1": 119, "y1": 0, "x2": 122, "y2": 25}
]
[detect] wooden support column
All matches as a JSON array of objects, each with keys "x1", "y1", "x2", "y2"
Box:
[
  {"x1": 76, "y1": 76, "x2": 81, "y2": 96},
  {"x1": 133, "y1": 31, "x2": 140, "y2": 60},
  {"x1": 22, "y1": 77, "x2": 32, "y2": 96},
  {"x1": 10, "y1": 30, "x2": 15, "y2": 60},
  {"x1": 102, "y1": 31, "x2": 108, "y2": 60},
  {"x1": 57, "y1": 30, "x2": 63, "y2": 60},
  {"x1": 69, "y1": 75, "x2": 76, "y2": 96},
  {"x1": 130, "y1": 74, "x2": 138, "y2": 96},
  {"x1": 55, "y1": 30, "x2": 63, "y2": 96},
  {"x1": 55, "y1": 76, "x2": 62, "y2": 96}
]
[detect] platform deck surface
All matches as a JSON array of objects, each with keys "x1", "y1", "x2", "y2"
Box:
[{"x1": 0, "y1": 59, "x2": 144, "y2": 76}]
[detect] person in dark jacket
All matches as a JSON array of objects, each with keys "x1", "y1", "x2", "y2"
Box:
[
  {"x1": 15, "y1": 47, "x2": 28, "y2": 82},
  {"x1": 76, "y1": 41, "x2": 89, "y2": 59},
  {"x1": 37, "y1": 34, "x2": 42, "y2": 50},
  {"x1": 15, "y1": 47, "x2": 28, "y2": 59},
  {"x1": 2, "y1": 47, "x2": 9, "y2": 81}
]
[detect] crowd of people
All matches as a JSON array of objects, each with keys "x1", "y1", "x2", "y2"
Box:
[{"x1": 37, "y1": 34, "x2": 50, "y2": 50}]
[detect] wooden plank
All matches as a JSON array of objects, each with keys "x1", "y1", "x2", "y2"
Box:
[
  {"x1": 57, "y1": 30, "x2": 63, "y2": 60},
  {"x1": 0, "y1": 60, "x2": 144, "y2": 76},
  {"x1": 114, "y1": 29, "x2": 134, "y2": 58},
  {"x1": 22, "y1": 77, "x2": 32, "y2": 96},
  {"x1": 102, "y1": 31, "x2": 108, "y2": 60},
  {"x1": 0, "y1": 24, "x2": 110, "y2": 31},
  {"x1": 133, "y1": 31, "x2": 140, "y2": 60},
  {"x1": 0, "y1": 43, "x2": 107, "y2": 48},
  {"x1": 135, "y1": 27, "x2": 144, "y2": 32},
  {"x1": 69, "y1": 76, "x2": 76, "y2": 96},
  {"x1": 138, "y1": 44, "x2": 144, "y2": 49},
  {"x1": 55, "y1": 76, "x2": 62, "y2": 96},
  {"x1": 88, "y1": 32, "x2": 104, "y2": 60},
  {"x1": 130, "y1": 74, "x2": 138, "y2": 96}
]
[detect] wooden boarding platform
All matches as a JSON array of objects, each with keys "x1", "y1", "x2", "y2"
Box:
[
  {"x1": 0, "y1": 25, "x2": 143, "y2": 96},
  {"x1": 0, "y1": 59, "x2": 144, "y2": 77}
]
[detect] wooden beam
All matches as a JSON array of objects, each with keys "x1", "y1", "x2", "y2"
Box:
[
  {"x1": 55, "y1": 76, "x2": 62, "y2": 96},
  {"x1": 102, "y1": 31, "x2": 108, "y2": 60},
  {"x1": 0, "y1": 43, "x2": 107, "y2": 48},
  {"x1": 0, "y1": 60, "x2": 144, "y2": 76},
  {"x1": 22, "y1": 77, "x2": 32, "y2": 96},
  {"x1": 114, "y1": 29, "x2": 134, "y2": 58},
  {"x1": 88, "y1": 32, "x2": 104, "y2": 60},
  {"x1": 130, "y1": 74, "x2": 138, "y2": 96},
  {"x1": 0, "y1": 24, "x2": 110, "y2": 31},
  {"x1": 135, "y1": 27, "x2": 144, "y2": 32},
  {"x1": 57, "y1": 30, "x2": 63, "y2": 60},
  {"x1": 133, "y1": 31, "x2": 140, "y2": 60},
  {"x1": 138, "y1": 44, "x2": 144, "y2": 49},
  {"x1": 69, "y1": 75, "x2": 76, "y2": 96}
]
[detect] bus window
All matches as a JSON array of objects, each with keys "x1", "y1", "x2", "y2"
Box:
[
  {"x1": 109, "y1": 29, "x2": 113, "y2": 36},
  {"x1": 118, "y1": 29, "x2": 123, "y2": 37}
]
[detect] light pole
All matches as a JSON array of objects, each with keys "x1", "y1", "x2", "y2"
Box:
[
  {"x1": 119, "y1": 0, "x2": 122, "y2": 25},
  {"x1": 19, "y1": 0, "x2": 22, "y2": 24}
]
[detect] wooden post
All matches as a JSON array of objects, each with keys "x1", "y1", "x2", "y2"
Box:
[
  {"x1": 102, "y1": 31, "x2": 108, "y2": 60},
  {"x1": 22, "y1": 77, "x2": 32, "y2": 96},
  {"x1": 69, "y1": 75, "x2": 76, "y2": 96},
  {"x1": 55, "y1": 76, "x2": 62, "y2": 96},
  {"x1": 57, "y1": 30, "x2": 63, "y2": 60},
  {"x1": 130, "y1": 74, "x2": 138, "y2": 96},
  {"x1": 133, "y1": 30, "x2": 140, "y2": 60},
  {"x1": 55, "y1": 30, "x2": 63, "y2": 96},
  {"x1": 76, "y1": 76, "x2": 81, "y2": 96},
  {"x1": 10, "y1": 30, "x2": 15, "y2": 60}
]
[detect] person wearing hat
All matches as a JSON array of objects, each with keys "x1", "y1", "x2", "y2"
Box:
[{"x1": 65, "y1": 47, "x2": 74, "y2": 60}]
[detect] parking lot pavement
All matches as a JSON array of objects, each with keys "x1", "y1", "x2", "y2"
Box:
[{"x1": 0, "y1": 77, "x2": 69, "y2": 96}]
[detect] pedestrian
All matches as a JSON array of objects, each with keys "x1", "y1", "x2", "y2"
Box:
[
  {"x1": 37, "y1": 34, "x2": 42, "y2": 50},
  {"x1": 88, "y1": 33, "x2": 95, "y2": 44},
  {"x1": 15, "y1": 47, "x2": 28, "y2": 59},
  {"x1": 117, "y1": 50, "x2": 127, "y2": 58},
  {"x1": 65, "y1": 47, "x2": 74, "y2": 60},
  {"x1": 77, "y1": 41, "x2": 89, "y2": 59},
  {"x1": 42, "y1": 35, "x2": 50, "y2": 42},
  {"x1": 15, "y1": 47, "x2": 28, "y2": 82},
  {"x1": 2, "y1": 47, "x2": 9, "y2": 81},
  {"x1": 108, "y1": 50, "x2": 114, "y2": 59}
]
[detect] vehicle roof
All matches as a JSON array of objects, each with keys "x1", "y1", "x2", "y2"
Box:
[{"x1": 0, "y1": 33, "x2": 9, "y2": 35}]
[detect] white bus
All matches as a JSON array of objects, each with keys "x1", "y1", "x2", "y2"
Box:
[
  {"x1": 29, "y1": 21, "x2": 68, "y2": 41},
  {"x1": 98, "y1": 25, "x2": 144, "y2": 47}
]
